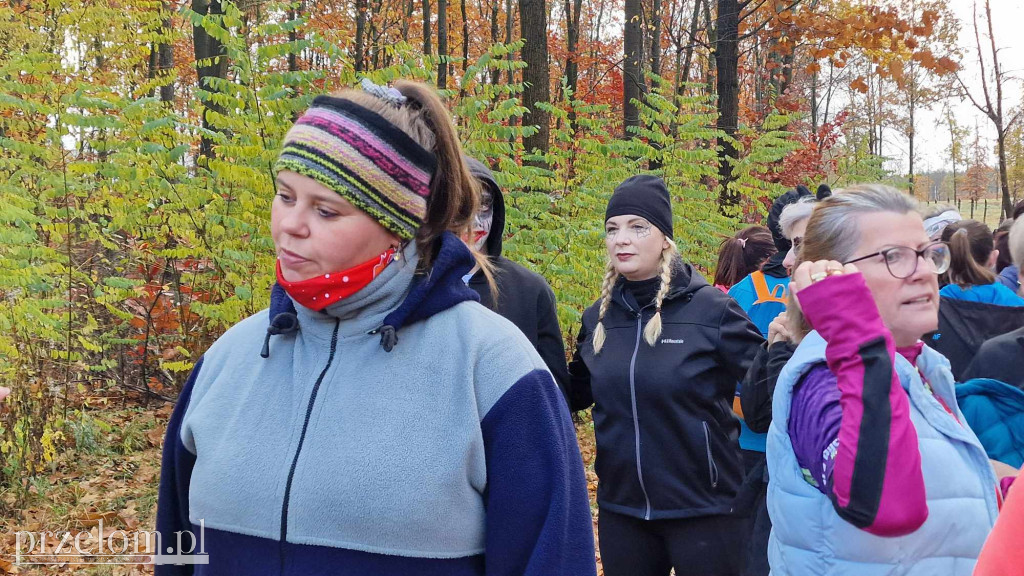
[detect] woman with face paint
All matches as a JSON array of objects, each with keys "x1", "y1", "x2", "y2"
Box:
[
  {"x1": 569, "y1": 175, "x2": 764, "y2": 576},
  {"x1": 155, "y1": 80, "x2": 596, "y2": 576},
  {"x1": 461, "y1": 157, "x2": 571, "y2": 400}
]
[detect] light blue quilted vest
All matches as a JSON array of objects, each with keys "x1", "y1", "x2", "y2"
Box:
[{"x1": 766, "y1": 331, "x2": 998, "y2": 576}]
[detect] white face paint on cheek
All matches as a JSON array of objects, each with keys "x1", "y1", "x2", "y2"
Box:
[
  {"x1": 472, "y1": 213, "x2": 492, "y2": 251},
  {"x1": 472, "y1": 190, "x2": 494, "y2": 251}
]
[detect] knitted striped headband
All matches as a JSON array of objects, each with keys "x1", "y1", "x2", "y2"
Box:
[{"x1": 274, "y1": 95, "x2": 438, "y2": 240}]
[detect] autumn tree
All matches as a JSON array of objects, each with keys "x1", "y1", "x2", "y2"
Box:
[
  {"x1": 564, "y1": 0, "x2": 584, "y2": 128},
  {"x1": 437, "y1": 0, "x2": 448, "y2": 86},
  {"x1": 714, "y1": 0, "x2": 740, "y2": 205},
  {"x1": 148, "y1": 0, "x2": 176, "y2": 103},
  {"x1": 1005, "y1": 103, "x2": 1024, "y2": 203},
  {"x1": 892, "y1": 0, "x2": 958, "y2": 197},
  {"x1": 520, "y1": 0, "x2": 550, "y2": 160},
  {"x1": 962, "y1": 131, "x2": 993, "y2": 207},
  {"x1": 623, "y1": 0, "x2": 645, "y2": 137},
  {"x1": 713, "y1": 0, "x2": 959, "y2": 209},
  {"x1": 941, "y1": 104, "x2": 970, "y2": 202},
  {"x1": 192, "y1": 0, "x2": 229, "y2": 161},
  {"x1": 956, "y1": 0, "x2": 1021, "y2": 219}
]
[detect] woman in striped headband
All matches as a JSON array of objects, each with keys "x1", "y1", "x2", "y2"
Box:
[{"x1": 156, "y1": 80, "x2": 596, "y2": 576}]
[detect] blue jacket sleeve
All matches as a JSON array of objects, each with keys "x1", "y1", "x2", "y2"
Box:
[
  {"x1": 480, "y1": 369, "x2": 597, "y2": 576},
  {"x1": 155, "y1": 358, "x2": 204, "y2": 576}
]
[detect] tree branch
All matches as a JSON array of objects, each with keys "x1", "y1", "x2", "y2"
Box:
[
  {"x1": 738, "y1": 0, "x2": 802, "y2": 41},
  {"x1": 739, "y1": 0, "x2": 769, "y2": 23}
]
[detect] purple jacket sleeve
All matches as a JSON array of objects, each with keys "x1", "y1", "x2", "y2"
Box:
[
  {"x1": 789, "y1": 364, "x2": 842, "y2": 491},
  {"x1": 791, "y1": 273, "x2": 927, "y2": 536}
]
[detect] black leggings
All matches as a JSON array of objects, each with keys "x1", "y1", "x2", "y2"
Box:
[{"x1": 598, "y1": 508, "x2": 746, "y2": 576}]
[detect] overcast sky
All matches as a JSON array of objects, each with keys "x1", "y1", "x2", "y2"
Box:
[{"x1": 896, "y1": 0, "x2": 1023, "y2": 174}]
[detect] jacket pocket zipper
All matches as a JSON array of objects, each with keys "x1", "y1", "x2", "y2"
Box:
[{"x1": 702, "y1": 421, "x2": 719, "y2": 489}]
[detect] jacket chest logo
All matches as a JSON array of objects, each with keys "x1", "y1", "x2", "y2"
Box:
[{"x1": 660, "y1": 338, "x2": 685, "y2": 344}]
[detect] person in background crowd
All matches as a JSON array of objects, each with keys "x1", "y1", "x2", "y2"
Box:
[
  {"x1": 954, "y1": 219, "x2": 1024, "y2": 467},
  {"x1": 929, "y1": 218, "x2": 1024, "y2": 379},
  {"x1": 461, "y1": 156, "x2": 571, "y2": 400},
  {"x1": 938, "y1": 220, "x2": 1024, "y2": 306},
  {"x1": 923, "y1": 204, "x2": 961, "y2": 243},
  {"x1": 732, "y1": 197, "x2": 815, "y2": 576},
  {"x1": 994, "y1": 218, "x2": 1014, "y2": 276},
  {"x1": 778, "y1": 198, "x2": 816, "y2": 277},
  {"x1": 768, "y1": 185, "x2": 1001, "y2": 576},
  {"x1": 156, "y1": 79, "x2": 596, "y2": 576},
  {"x1": 569, "y1": 175, "x2": 763, "y2": 576},
  {"x1": 963, "y1": 217, "x2": 1024, "y2": 388},
  {"x1": 995, "y1": 199, "x2": 1024, "y2": 291},
  {"x1": 713, "y1": 226, "x2": 776, "y2": 292},
  {"x1": 729, "y1": 188, "x2": 813, "y2": 336},
  {"x1": 729, "y1": 196, "x2": 814, "y2": 460},
  {"x1": 957, "y1": 245, "x2": 1024, "y2": 469}
]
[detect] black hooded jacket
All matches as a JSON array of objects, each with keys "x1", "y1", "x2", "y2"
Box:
[
  {"x1": 962, "y1": 326, "x2": 1024, "y2": 388},
  {"x1": 465, "y1": 158, "x2": 571, "y2": 398},
  {"x1": 928, "y1": 297, "x2": 1024, "y2": 381},
  {"x1": 569, "y1": 262, "x2": 764, "y2": 520}
]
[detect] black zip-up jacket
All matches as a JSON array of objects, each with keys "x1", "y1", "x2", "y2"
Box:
[
  {"x1": 927, "y1": 297, "x2": 1024, "y2": 380},
  {"x1": 739, "y1": 340, "x2": 796, "y2": 434},
  {"x1": 465, "y1": 158, "x2": 571, "y2": 399},
  {"x1": 569, "y1": 261, "x2": 764, "y2": 520}
]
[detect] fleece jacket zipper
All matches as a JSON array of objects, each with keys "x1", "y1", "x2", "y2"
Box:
[{"x1": 279, "y1": 318, "x2": 340, "y2": 574}]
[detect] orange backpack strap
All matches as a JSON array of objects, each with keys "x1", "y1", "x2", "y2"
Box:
[{"x1": 751, "y1": 271, "x2": 788, "y2": 305}]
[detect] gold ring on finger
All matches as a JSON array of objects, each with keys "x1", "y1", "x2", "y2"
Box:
[{"x1": 810, "y1": 271, "x2": 828, "y2": 283}]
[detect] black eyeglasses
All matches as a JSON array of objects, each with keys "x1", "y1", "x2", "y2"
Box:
[{"x1": 843, "y1": 241, "x2": 950, "y2": 279}]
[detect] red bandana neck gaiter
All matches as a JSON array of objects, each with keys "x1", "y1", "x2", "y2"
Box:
[{"x1": 275, "y1": 248, "x2": 397, "y2": 312}]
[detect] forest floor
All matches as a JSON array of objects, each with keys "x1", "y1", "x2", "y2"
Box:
[{"x1": 0, "y1": 399, "x2": 604, "y2": 575}]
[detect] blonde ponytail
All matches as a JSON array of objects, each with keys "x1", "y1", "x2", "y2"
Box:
[{"x1": 643, "y1": 240, "x2": 678, "y2": 346}]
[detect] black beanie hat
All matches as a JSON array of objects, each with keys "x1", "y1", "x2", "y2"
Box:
[
  {"x1": 605, "y1": 175, "x2": 674, "y2": 239},
  {"x1": 816, "y1": 184, "x2": 833, "y2": 200}
]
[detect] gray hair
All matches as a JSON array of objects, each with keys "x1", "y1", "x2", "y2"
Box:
[
  {"x1": 1010, "y1": 218, "x2": 1024, "y2": 270},
  {"x1": 778, "y1": 197, "x2": 816, "y2": 239},
  {"x1": 787, "y1": 184, "x2": 920, "y2": 338},
  {"x1": 800, "y1": 184, "x2": 919, "y2": 265}
]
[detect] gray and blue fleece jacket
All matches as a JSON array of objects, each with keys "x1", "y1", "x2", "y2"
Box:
[{"x1": 155, "y1": 233, "x2": 596, "y2": 576}]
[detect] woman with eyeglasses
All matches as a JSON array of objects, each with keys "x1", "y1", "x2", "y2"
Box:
[{"x1": 766, "y1": 185, "x2": 1001, "y2": 576}]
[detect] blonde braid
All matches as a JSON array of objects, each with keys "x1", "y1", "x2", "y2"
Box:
[
  {"x1": 591, "y1": 260, "x2": 618, "y2": 354},
  {"x1": 643, "y1": 240, "x2": 677, "y2": 346}
]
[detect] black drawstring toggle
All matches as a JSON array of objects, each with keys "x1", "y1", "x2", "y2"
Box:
[
  {"x1": 378, "y1": 325, "x2": 397, "y2": 352},
  {"x1": 260, "y1": 312, "x2": 299, "y2": 358}
]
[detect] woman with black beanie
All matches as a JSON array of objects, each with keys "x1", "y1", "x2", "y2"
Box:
[{"x1": 569, "y1": 175, "x2": 764, "y2": 576}]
